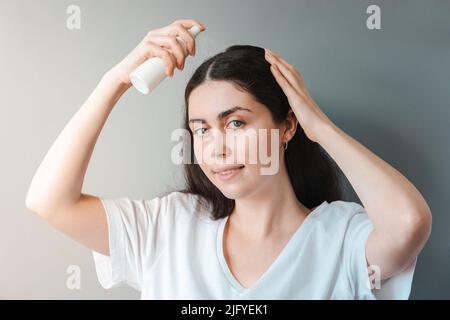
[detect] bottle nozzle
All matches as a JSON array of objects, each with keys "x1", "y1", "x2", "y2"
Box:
[{"x1": 188, "y1": 25, "x2": 202, "y2": 38}]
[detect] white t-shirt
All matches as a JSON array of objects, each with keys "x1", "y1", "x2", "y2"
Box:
[{"x1": 92, "y1": 191, "x2": 417, "y2": 299}]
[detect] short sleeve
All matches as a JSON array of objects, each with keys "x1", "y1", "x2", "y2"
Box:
[
  {"x1": 92, "y1": 196, "x2": 165, "y2": 291},
  {"x1": 344, "y1": 210, "x2": 417, "y2": 300}
]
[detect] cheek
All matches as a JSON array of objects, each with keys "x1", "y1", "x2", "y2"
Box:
[
  {"x1": 193, "y1": 139, "x2": 207, "y2": 167},
  {"x1": 229, "y1": 132, "x2": 252, "y2": 164},
  {"x1": 265, "y1": 127, "x2": 282, "y2": 155},
  {"x1": 193, "y1": 143, "x2": 212, "y2": 177},
  {"x1": 237, "y1": 128, "x2": 281, "y2": 165}
]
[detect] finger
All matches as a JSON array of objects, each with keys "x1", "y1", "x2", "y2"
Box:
[
  {"x1": 265, "y1": 49, "x2": 303, "y2": 88},
  {"x1": 147, "y1": 19, "x2": 205, "y2": 40},
  {"x1": 143, "y1": 43, "x2": 177, "y2": 76},
  {"x1": 265, "y1": 49, "x2": 305, "y2": 87},
  {"x1": 270, "y1": 64, "x2": 297, "y2": 96},
  {"x1": 265, "y1": 50, "x2": 303, "y2": 91},
  {"x1": 172, "y1": 24, "x2": 196, "y2": 56},
  {"x1": 266, "y1": 49, "x2": 295, "y2": 73},
  {"x1": 149, "y1": 35, "x2": 186, "y2": 69}
]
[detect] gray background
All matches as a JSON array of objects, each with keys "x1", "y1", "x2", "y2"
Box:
[{"x1": 0, "y1": 0, "x2": 448, "y2": 299}]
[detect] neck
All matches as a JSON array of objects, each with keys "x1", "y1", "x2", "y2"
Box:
[{"x1": 230, "y1": 165, "x2": 312, "y2": 240}]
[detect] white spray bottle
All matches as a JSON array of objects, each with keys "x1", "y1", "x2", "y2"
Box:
[{"x1": 129, "y1": 25, "x2": 202, "y2": 94}]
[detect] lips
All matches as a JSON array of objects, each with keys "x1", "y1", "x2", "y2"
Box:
[
  {"x1": 212, "y1": 164, "x2": 245, "y2": 181},
  {"x1": 211, "y1": 164, "x2": 245, "y2": 174}
]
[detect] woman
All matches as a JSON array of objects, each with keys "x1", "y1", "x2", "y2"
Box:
[{"x1": 25, "y1": 19, "x2": 432, "y2": 299}]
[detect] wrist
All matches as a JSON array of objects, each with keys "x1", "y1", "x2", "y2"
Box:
[
  {"x1": 101, "y1": 69, "x2": 131, "y2": 94},
  {"x1": 314, "y1": 120, "x2": 341, "y2": 146}
]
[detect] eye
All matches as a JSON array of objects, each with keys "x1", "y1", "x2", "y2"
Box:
[
  {"x1": 194, "y1": 127, "x2": 208, "y2": 137},
  {"x1": 227, "y1": 120, "x2": 245, "y2": 129}
]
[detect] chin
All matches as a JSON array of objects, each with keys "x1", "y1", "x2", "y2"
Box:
[
  {"x1": 214, "y1": 179, "x2": 257, "y2": 200},
  {"x1": 217, "y1": 186, "x2": 249, "y2": 200},
  {"x1": 202, "y1": 165, "x2": 264, "y2": 199}
]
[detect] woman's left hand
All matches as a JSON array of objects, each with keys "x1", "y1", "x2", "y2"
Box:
[{"x1": 264, "y1": 48, "x2": 334, "y2": 143}]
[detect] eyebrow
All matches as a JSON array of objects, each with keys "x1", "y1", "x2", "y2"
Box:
[{"x1": 188, "y1": 106, "x2": 253, "y2": 124}]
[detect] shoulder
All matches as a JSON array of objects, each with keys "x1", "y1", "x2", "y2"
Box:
[
  {"x1": 152, "y1": 191, "x2": 213, "y2": 222},
  {"x1": 313, "y1": 199, "x2": 366, "y2": 221},
  {"x1": 310, "y1": 199, "x2": 373, "y2": 235},
  {"x1": 158, "y1": 190, "x2": 197, "y2": 208},
  {"x1": 100, "y1": 191, "x2": 205, "y2": 222}
]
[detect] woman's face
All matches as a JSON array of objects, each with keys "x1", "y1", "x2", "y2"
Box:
[{"x1": 188, "y1": 80, "x2": 289, "y2": 199}]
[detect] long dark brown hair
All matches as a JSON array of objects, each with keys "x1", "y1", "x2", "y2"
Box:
[{"x1": 179, "y1": 45, "x2": 343, "y2": 220}]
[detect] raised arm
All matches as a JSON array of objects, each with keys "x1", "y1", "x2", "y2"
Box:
[
  {"x1": 264, "y1": 48, "x2": 432, "y2": 280},
  {"x1": 25, "y1": 19, "x2": 205, "y2": 256}
]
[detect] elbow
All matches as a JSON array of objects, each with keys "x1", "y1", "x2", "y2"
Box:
[
  {"x1": 407, "y1": 200, "x2": 432, "y2": 233},
  {"x1": 25, "y1": 194, "x2": 52, "y2": 220},
  {"x1": 402, "y1": 206, "x2": 432, "y2": 249},
  {"x1": 25, "y1": 184, "x2": 38, "y2": 212},
  {"x1": 25, "y1": 193, "x2": 36, "y2": 212},
  {"x1": 25, "y1": 196, "x2": 41, "y2": 217}
]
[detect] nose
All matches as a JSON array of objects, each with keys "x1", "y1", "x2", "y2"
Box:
[{"x1": 211, "y1": 128, "x2": 233, "y2": 161}]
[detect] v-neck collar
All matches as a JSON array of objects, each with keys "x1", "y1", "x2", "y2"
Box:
[{"x1": 216, "y1": 200, "x2": 328, "y2": 294}]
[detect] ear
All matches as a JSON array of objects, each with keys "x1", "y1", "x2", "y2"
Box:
[{"x1": 283, "y1": 109, "x2": 298, "y2": 143}]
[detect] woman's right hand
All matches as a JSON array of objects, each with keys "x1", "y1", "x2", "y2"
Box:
[{"x1": 106, "y1": 19, "x2": 206, "y2": 89}]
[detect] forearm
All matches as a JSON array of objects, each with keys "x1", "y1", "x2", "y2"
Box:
[
  {"x1": 25, "y1": 71, "x2": 129, "y2": 215},
  {"x1": 316, "y1": 122, "x2": 432, "y2": 232}
]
